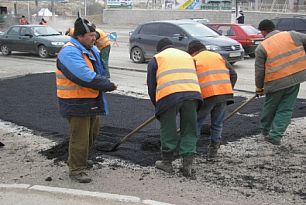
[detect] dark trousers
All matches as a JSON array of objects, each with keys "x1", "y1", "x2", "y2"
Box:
[
  {"x1": 261, "y1": 84, "x2": 300, "y2": 140},
  {"x1": 100, "y1": 45, "x2": 111, "y2": 79},
  {"x1": 67, "y1": 116, "x2": 100, "y2": 174},
  {"x1": 159, "y1": 100, "x2": 198, "y2": 157}
]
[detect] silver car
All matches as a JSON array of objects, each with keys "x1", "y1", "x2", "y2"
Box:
[{"x1": 129, "y1": 20, "x2": 244, "y2": 64}]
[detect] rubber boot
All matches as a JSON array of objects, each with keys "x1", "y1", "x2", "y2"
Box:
[
  {"x1": 182, "y1": 156, "x2": 194, "y2": 178},
  {"x1": 207, "y1": 141, "x2": 221, "y2": 161},
  {"x1": 155, "y1": 152, "x2": 174, "y2": 173}
]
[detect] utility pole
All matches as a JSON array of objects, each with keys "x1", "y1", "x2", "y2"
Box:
[
  {"x1": 84, "y1": 0, "x2": 87, "y2": 16},
  {"x1": 51, "y1": 0, "x2": 55, "y2": 21},
  {"x1": 235, "y1": 0, "x2": 238, "y2": 17}
]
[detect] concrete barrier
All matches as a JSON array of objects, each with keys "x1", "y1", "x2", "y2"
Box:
[{"x1": 103, "y1": 9, "x2": 305, "y2": 27}]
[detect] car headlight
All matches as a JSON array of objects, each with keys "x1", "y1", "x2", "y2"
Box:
[
  {"x1": 51, "y1": 42, "x2": 65, "y2": 46},
  {"x1": 206, "y1": 45, "x2": 220, "y2": 51}
]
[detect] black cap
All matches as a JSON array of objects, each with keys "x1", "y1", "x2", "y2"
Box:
[
  {"x1": 187, "y1": 40, "x2": 206, "y2": 55},
  {"x1": 156, "y1": 38, "x2": 173, "y2": 52},
  {"x1": 73, "y1": 17, "x2": 96, "y2": 36},
  {"x1": 258, "y1": 19, "x2": 275, "y2": 31}
]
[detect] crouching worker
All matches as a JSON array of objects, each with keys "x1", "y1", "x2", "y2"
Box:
[
  {"x1": 147, "y1": 38, "x2": 202, "y2": 177},
  {"x1": 187, "y1": 40, "x2": 237, "y2": 161},
  {"x1": 56, "y1": 17, "x2": 117, "y2": 183}
]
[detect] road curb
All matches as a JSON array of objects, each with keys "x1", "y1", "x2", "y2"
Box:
[{"x1": 0, "y1": 184, "x2": 174, "y2": 205}]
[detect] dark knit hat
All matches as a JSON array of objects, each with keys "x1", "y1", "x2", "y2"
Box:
[
  {"x1": 188, "y1": 40, "x2": 206, "y2": 55},
  {"x1": 258, "y1": 19, "x2": 275, "y2": 31},
  {"x1": 156, "y1": 38, "x2": 173, "y2": 52},
  {"x1": 73, "y1": 17, "x2": 96, "y2": 36}
]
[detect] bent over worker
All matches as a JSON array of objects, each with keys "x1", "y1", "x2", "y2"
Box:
[
  {"x1": 147, "y1": 38, "x2": 202, "y2": 177},
  {"x1": 255, "y1": 19, "x2": 306, "y2": 145},
  {"x1": 187, "y1": 40, "x2": 237, "y2": 161},
  {"x1": 56, "y1": 17, "x2": 117, "y2": 183}
]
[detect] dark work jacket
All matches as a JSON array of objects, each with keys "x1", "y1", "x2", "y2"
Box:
[{"x1": 147, "y1": 58, "x2": 203, "y2": 118}]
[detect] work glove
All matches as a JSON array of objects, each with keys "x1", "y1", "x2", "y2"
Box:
[
  {"x1": 107, "y1": 82, "x2": 117, "y2": 92},
  {"x1": 256, "y1": 87, "x2": 264, "y2": 96}
]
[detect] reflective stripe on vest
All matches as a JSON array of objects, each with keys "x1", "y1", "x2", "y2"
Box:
[
  {"x1": 95, "y1": 29, "x2": 111, "y2": 50},
  {"x1": 56, "y1": 42, "x2": 99, "y2": 99},
  {"x1": 261, "y1": 32, "x2": 306, "y2": 82},
  {"x1": 194, "y1": 51, "x2": 233, "y2": 98},
  {"x1": 155, "y1": 48, "x2": 201, "y2": 101}
]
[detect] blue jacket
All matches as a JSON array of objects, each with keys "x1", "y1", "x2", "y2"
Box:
[
  {"x1": 147, "y1": 58, "x2": 202, "y2": 118},
  {"x1": 57, "y1": 37, "x2": 114, "y2": 117}
]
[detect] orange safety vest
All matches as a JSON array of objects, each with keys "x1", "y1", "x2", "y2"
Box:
[
  {"x1": 65, "y1": 28, "x2": 74, "y2": 36},
  {"x1": 155, "y1": 48, "x2": 201, "y2": 102},
  {"x1": 193, "y1": 51, "x2": 233, "y2": 99},
  {"x1": 56, "y1": 42, "x2": 99, "y2": 99},
  {"x1": 261, "y1": 31, "x2": 306, "y2": 82},
  {"x1": 95, "y1": 29, "x2": 111, "y2": 50}
]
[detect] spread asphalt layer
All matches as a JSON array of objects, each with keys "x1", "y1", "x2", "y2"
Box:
[{"x1": 0, "y1": 73, "x2": 306, "y2": 202}]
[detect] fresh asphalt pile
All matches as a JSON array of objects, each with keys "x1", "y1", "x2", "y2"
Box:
[{"x1": 0, "y1": 73, "x2": 305, "y2": 201}]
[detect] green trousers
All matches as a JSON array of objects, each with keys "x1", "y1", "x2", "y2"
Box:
[
  {"x1": 159, "y1": 100, "x2": 198, "y2": 157},
  {"x1": 67, "y1": 116, "x2": 100, "y2": 174},
  {"x1": 100, "y1": 45, "x2": 111, "y2": 79},
  {"x1": 261, "y1": 84, "x2": 300, "y2": 140}
]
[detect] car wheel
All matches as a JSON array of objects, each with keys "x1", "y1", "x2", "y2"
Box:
[
  {"x1": 249, "y1": 53, "x2": 255, "y2": 58},
  {"x1": 38, "y1": 45, "x2": 49, "y2": 58},
  {"x1": 1, "y1": 44, "x2": 11, "y2": 56},
  {"x1": 130, "y1": 47, "x2": 145, "y2": 63}
]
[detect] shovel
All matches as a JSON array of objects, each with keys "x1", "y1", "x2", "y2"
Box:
[
  {"x1": 177, "y1": 94, "x2": 257, "y2": 134},
  {"x1": 107, "y1": 115, "x2": 156, "y2": 152},
  {"x1": 224, "y1": 95, "x2": 257, "y2": 121}
]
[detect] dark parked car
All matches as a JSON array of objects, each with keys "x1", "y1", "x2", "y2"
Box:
[
  {"x1": 129, "y1": 20, "x2": 244, "y2": 64},
  {"x1": 271, "y1": 16, "x2": 306, "y2": 34},
  {"x1": 0, "y1": 25, "x2": 70, "y2": 58},
  {"x1": 207, "y1": 23, "x2": 264, "y2": 57}
]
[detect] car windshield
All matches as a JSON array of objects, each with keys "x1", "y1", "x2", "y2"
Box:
[
  {"x1": 32, "y1": 26, "x2": 60, "y2": 36},
  {"x1": 179, "y1": 23, "x2": 219, "y2": 37},
  {"x1": 241, "y1": 25, "x2": 260, "y2": 35}
]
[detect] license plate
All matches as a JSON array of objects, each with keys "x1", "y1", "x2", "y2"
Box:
[{"x1": 229, "y1": 52, "x2": 241, "y2": 57}]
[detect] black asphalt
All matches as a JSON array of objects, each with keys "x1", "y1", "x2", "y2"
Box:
[{"x1": 0, "y1": 73, "x2": 306, "y2": 166}]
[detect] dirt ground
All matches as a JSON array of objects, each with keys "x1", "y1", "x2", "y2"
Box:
[{"x1": 0, "y1": 73, "x2": 306, "y2": 204}]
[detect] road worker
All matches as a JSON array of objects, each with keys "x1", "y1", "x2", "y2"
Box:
[
  {"x1": 65, "y1": 27, "x2": 111, "y2": 78},
  {"x1": 56, "y1": 17, "x2": 117, "y2": 183},
  {"x1": 65, "y1": 27, "x2": 74, "y2": 36},
  {"x1": 255, "y1": 19, "x2": 306, "y2": 145},
  {"x1": 95, "y1": 28, "x2": 111, "y2": 79},
  {"x1": 147, "y1": 38, "x2": 202, "y2": 178},
  {"x1": 187, "y1": 40, "x2": 237, "y2": 161}
]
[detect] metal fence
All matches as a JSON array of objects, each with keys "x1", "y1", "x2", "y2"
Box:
[{"x1": 239, "y1": 2, "x2": 306, "y2": 13}]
